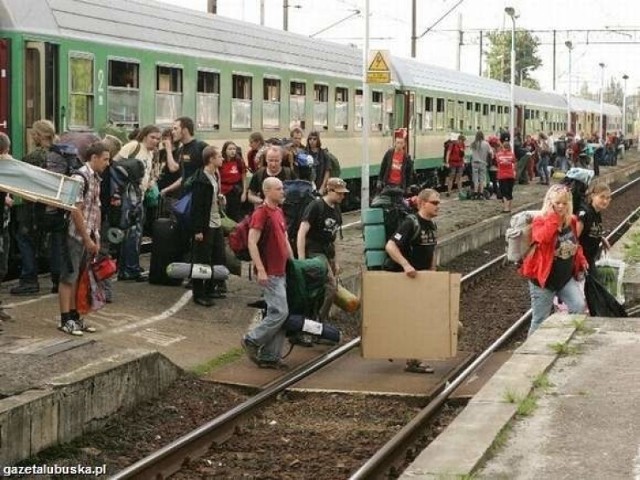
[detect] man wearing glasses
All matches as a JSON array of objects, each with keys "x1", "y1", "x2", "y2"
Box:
[
  {"x1": 384, "y1": 188, "x2": 440, "y2": 374},
  {"x1": 296, "y1": 177, "x2": 348, "y2": 323}
]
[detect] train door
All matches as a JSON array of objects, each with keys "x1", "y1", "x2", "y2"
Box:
[
  {"x1": 24, "y1": 41, "x2": 59, "y2": 152},
  {"x1": 0, "y1": 39, "x2": 9, "y2": 136}
]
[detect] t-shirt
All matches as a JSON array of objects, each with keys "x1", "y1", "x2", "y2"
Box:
[
  {"x1": 471, "y1": 140, "x2": 492, "y2": 164},
  {"x1": 178, "y1": 139, "x2": 206, "y2": 183},
  {"x1": 219, "y1": 157, "x2": 246, "y2": 195},
  {"x1": 495, "y1": 149, "x2": 516, "y2": 180},
  {"x1": 118, "y1": 141, "x2": 155, "y2": 193},
  {"x1": 386, "y1": 214, "x2": 437, "y2": 272},
  {"x1": 578, "y1": 204, "x2": 604, "y2": 266},
  {"x1": 249, "y1": 204, "x2": 289, "y2": 276},
  {"x1": 302, "y1": 198, "x2": 342, "y2": 258},
  {"x1": 387, "y1": 151, "x2": 405, "y2": 185},
  {"x1": 249, "y1": 167, "x2": 295, "y2": 200},
  {"x1": 545, "y1": 225, "x2": 578, "y2": 291},
  {"x1": 447, "y1": 143, "x2": 465, "y2": 167}
]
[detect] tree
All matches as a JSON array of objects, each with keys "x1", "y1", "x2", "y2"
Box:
[
  {"x1": 485, "y1": 30, "x2": 542, "y2": 90},
  {"x1": 604, "y1": 78, "x2": 623, "y2": 106}
]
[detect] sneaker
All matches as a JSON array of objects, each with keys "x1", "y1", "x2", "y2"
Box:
[
  {"x1": 76, "y1": 318, "x2": 97, "y2": 333},
  {"x1": 241, "y1": 336, "x2": 261, "y2": 365},
  {"x1": 59, "y1": 320, "x2": 84, "y2": 336},
  {"x1": 258, "y1": 359, "x2": 289, "y2": 370},
  {"x1": 10, "y1": 282, "x2": 40, "y2": 296}
]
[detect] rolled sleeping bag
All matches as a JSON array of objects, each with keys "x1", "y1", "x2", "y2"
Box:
[
  {"x1": 165, "y1": 263, "x2": 230, "y2": 281},
  {"x1": 334, "y1": 284, "x2": 360, "y2": 313},
  {"x1": 283, "y1": 314, "x2": 340, "y2": 344}
]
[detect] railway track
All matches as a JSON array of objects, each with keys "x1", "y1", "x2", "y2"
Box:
[{"x1": 108, "y1": 175, "x2": 640, "y2": 479}]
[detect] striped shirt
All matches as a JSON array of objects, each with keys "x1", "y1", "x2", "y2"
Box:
[{"x1": 68, "y1": 164, "x2": 101, "y2": 243}]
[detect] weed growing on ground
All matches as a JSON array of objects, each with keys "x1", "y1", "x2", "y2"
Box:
[
  {"x1": 503, "y1": 389, "x2": 520, "y2": 404},
  {"x1": 549, "y1": 341, "x2": 579, "y2": 356},
  {"x1": 516, "y1": 394, "x2": 538, "y2": 416},
  {"x1": 572, "y1": 318, "x2": 595, "y2": 335},
  {"x1": 532, "y1": 372, "x2": 553, "y2": 391},
  {"x1": 191, "y1": 348, "x2": 244, "y2": 376}
]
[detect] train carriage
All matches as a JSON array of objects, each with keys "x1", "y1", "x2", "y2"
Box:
[{"x1": 0, "y1": 0, "x2": 623, "y2": 194}]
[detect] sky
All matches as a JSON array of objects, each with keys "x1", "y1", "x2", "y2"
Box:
[{"x1": 155, "y1": 0, "x2": 640, "y2": 97}]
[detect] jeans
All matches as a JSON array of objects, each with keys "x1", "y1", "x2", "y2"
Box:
[
  {"x1": 14, "y1": 230, "x2": 38, "y2": 283},
  {"x1": 528, "y1": 279, "x2": 585, "y2": 336},
  {"x1": 119, "y1": 216, "x2": 143, "y2": 278},
  {"x1": 246, "y1": 275, "x2": 288, "y2": 362},
  {"x1": 537, "y1": 153, "x2": 550, "y2": 184},
  {"x1": 49, "y1": 231, "x2": 65, "y2": 276}
]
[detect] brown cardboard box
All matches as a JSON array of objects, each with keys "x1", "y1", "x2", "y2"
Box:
[{"x1": 361, "y1": 270, "x2": 460, "y2": 359}]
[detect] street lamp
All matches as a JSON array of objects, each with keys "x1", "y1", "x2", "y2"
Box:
[
  {"x1": 599, "y1": 62, "x2": 606, "y2": 142},
  {"x1": 622, "y1": 74, "x2": 629, "y2": 137},
  {"x1": 505, "y1": 6, "x2": 517, "y2": 151},
  {"x1": 565, "y1": 40, "x2": 573, "y2": 133}
]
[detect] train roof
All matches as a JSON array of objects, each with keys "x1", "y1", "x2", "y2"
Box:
[
  {"x1": 513, "y1": 85, "x2": 567, "y2": 110},
  {"x1": 0, "y1": 0, "x2": 363, "y2": 80},
  {"x1": 570, "y1": 96, "x2": 622, "y2": 116},
  {"x1": 391, "y1": 56, "x2": 510, "y2": 102}
]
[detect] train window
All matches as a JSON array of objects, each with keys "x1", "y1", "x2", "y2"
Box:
[
  {"x1": 335, "y1": 87, "x2": 349, "y2": 131},
  {"x1": 447, "y1": 99, "x2": 455, "y2": 130},
  {"x1": 69, "y1": 55, "x2": 94, "y2": 129},
  {"x1": 156, "y1": 66, "x2": 183, "y2": 125},
  {"x1": 370, "y1": 90, "x2": 383, "y2": 131},
  {"x1": 457, "y1": 101, "x2": 464, "y2": 131},
  {"x1": 197, "y1": 70, "x2": 220, "y2": 131},
  {"x1": 314, "y1": 84, "x2": 329, "y2": 130},
  {"x1": 435, "y1": 98, "x2": 445, "y2": 131},
  {"x1": 355, "y1": 89, "x2": 363, "y2": 131},
  {"x1": 290, "y1": 81, "x2": 306, "y2": 130},
  {"x1": 263, "y1": 78, "x2": 281, "y2": 130},
  {"x1": 424, "y1": 97, "x2": 433, "y2": 131},
  {"x1": 232, "y1": 74, "x2": 252, "y2": 130},
  {"x1": 108, "y1": 60, "x2": 139, "y2": 127}
]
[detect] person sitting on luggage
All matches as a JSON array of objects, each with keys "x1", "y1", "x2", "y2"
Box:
[
  {"x1": 519, "y1": 184, "x2": 588, "y2": 337},
  {"x1": 241, "y1": 177, "x2": 294, "y2": 369},
  {"x1": 190, "y1": 146, "x2": 227, "y2": 306},
  {"x1": 297, "y1": 177, "x2": 347, "y2": 323},
  {"x1": 384, "y1": 188, "x2": 440, "y2": 374},
  {"x1": 577, "y1": 182, "x2": 612, "y2": 273}
]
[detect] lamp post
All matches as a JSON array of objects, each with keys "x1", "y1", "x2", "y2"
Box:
[
  {"x1": 599, "y1": 62, "x2": 606, "y2": 142},
  {"x1": 623, "y1": 74, "x2": 629, "y2": 137},
  {"x1": 505, "y1": 7, "x2": 517, "y2": 151},
  {"x1": 565, "y1": 40, "x2": 573, "y2": 133}
]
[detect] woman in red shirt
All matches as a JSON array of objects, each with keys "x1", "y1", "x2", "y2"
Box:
[
  {"x1": 495, "y1": 133, "x2": 516, "y2": 213},
  {"x1": 445, "y1": 135, "x2": 466, "y2": 197},
  {"x1": 219, "y1": 141, "x2": 248, "y2": 221}
]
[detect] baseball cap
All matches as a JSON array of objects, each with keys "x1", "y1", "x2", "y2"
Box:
[
  {"x1": 327, "y1": 177, "x2": 349, "y2": 193},
  {"x1": 295, "y1": 152, "x2": 314, "y2": 168}
]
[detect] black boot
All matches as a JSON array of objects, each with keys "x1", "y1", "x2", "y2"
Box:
[
  {"x1": 10, "y1": 280, "x2": 40, "y2": 296},
  {"x1": 193, "y1": 280, "x2": 214, "y2": 307}
]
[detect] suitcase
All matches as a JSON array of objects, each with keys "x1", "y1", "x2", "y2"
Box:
[{"x1": 149, "y1": 218, "x2": 183, "y2": 286}]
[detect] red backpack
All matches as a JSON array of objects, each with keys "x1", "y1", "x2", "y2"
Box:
[{"x1": 228, "y1": 214, "x2": 253, "y2": 261}]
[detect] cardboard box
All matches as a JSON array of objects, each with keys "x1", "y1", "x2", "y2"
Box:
[{"x1": 361, "y1": 270, "x2": 460, "y2": 359}]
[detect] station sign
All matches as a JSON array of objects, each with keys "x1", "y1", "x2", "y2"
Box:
[{"x1": 367, "y1": 50, "x2": 391, "y2": 84}]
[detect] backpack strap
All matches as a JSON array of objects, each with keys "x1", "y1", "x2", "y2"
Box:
[{"x1": 131, "y1": 142, "x2": 142, "y2": 159}]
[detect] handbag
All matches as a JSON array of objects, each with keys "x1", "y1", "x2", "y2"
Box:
[
  {"x1": 91, "y1": 256, "x2": 117, "y2": 281},
  {"x1": 144, "y1": 184, "x2": 160, "y2": 208},
  {"x1": 173, "y1": 191, "x2": 193, "y2": 229}
]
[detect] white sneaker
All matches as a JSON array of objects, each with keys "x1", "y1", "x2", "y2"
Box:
[
  {"x1": 77, "y1": 319, "x2": 97, "y2": 333},
  {"x1": 59, "y1": 319, "x2": 84, "y2": 336}
]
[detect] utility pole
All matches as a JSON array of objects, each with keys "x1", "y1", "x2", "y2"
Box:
[
  {"x1": 552, "y1": 30, "x2": 556, "y2": 90},
  {"x1": 283, "y1": 0, "x2": 288, "y2": 31},
  {"x1": 479, "y1": 30, "x2": 483, "y2": 76},
  {"x1": 456, "y1": 14, "x2": 462, "y2": 71},
  {"x1": 260, "y1": 0, "x2": 265, "y2": 26},
  {"x1": 411, "y1": 0, "x2": 417, "y2": 58},
  {"x1": 207, "y1": 0, "x2": 216, "y2": 14}
]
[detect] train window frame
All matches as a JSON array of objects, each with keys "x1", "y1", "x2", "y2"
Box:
[
  {"x1": 290, "y1": 79, "x2": 306, "y2": 130},
  {"x1": 107, "y1": 57, "x2": 140, "y2": 128},
  {"x1": 355, "y1": 88, "x2": 363, "y2": 131},
  {"x1": 370, "y1": 90, "x2": 383, "y2": 132},
  {"x1": 424, "y1": 97, "x2": 433, "y2": 131},
  {"x1": 335, "y1": 85, "x2": 349, "y2": 131},
  {"x1": 447, "y1": 99, "x2": 455, "y2": 131},
  {"x1": 435, "y1": 98, "x2": 445, "y2": 131},
  {"x1": 68, "y1": 52, "x2": 95, "y2": 130},
  {"x1": 196, "y1": 68, "x2": 220, "y2": 131},
  {"x1": 232, "y1": 73, "x2": 253, "y2": 130},
  {"x1": 155, "y1": 63, "x2": 183, "y2": 126},
  {"x1": 263, "y1": 76, "x2": 281, "y2": 131},
  {"x1": 314, "y1": 83, "x2": 329, "y2": 130}
]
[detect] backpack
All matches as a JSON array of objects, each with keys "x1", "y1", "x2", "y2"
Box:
[
  {"x1": 325, "y1": 149, "x2": 341, "y2": 177},
  {"x1": 364, "y1": 190, "x2": 420, "y2": 270},
  {"x1": 110, "y1": 151, "x2": 145, "y2": 232},
  {"x1": 562, "y1": 167, "x2": 593, "y2": 213},
  {"x1": 505, "y1": 210, "x2": 540, "y2": 263},
  {"x1": 45, "y1": 143, "x2": 83, "y2": 176},
  {"x1": 228, "y1": 214, "x2": 253, "y2": 261},
  {"x1": 282, "y1": 180, "x2": 318, "y2": 253}
]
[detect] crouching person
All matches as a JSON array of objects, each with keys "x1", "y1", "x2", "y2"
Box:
[
  {"x1": 241, "y1": 177, "x2": 293, "y2": 369},
  {"x1": 384, "y1": 188, "x2": 440, "y2": 374},
  {"x1": 58, "y1": 142, "x2": 110, "y2": 335},
  {"x1": 520, "y1": 184, "x2": 587, "y2": 337}
]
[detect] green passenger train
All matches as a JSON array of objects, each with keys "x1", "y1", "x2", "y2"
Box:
[{"x1": 0, "y1": 0, "x2": 622, "y2": 190}]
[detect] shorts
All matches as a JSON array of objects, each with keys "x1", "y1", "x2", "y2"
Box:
[
  {"x1": 448, "y1": 165, "x2": 464, "y2": 176},
  {"x1": 60, "y1": 237, "x2": 86, "y2": 284},
  {"x1": 472, "y1": 162, "x2": 487, "y2": 187},
  {"x1": 499, "y1": 178, "x2": 515, "y2": 201}
]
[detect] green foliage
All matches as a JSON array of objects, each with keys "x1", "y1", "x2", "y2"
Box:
[
  {"x1": 503, "y1": 389, "x2": 520, "y2": 404},
  {"x1": 572, "y1": 318, "x2": 595, "y2": 335},
  {"x1": 516, "y1": 394, "x2": 538, "y2": 416},
  {"x1": 532, "y1": 373, "x2": 553, "y2": 391},
  {"x1": 623, "y1": 231, "x2": 640, "y2": 263},
  {"x1": 485, "y1": 30, "x2": 542, "y2": 88},
  {"x1": 549, "y1": 341, "x2": 579, "y2": 356},
  {"x1": 98, "y1": 123, "x2": 130, "y2": 144},
  {"x1": 190, "y1": 348, "x2": 244, "y2": 376}
]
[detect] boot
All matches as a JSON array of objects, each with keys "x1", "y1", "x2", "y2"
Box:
[
  {"x1": 10, "y1": 280, "x2": 40, "y2": 296},
  {"x1": 193, "y1": 279, "x2": 214, "y2": 307},
  {"x1": 51, "y1": 273, "x2": 60, "y2": 294}
]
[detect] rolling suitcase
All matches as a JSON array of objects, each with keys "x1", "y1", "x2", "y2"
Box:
[{"x1": 149, "y1": 218, "x2": 183, "y2": 286}]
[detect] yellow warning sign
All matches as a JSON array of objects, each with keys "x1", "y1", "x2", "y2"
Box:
[
  {"x1": 367, "y1": 71, "x2": 391, "y2": 84},
  {"x1": 369, "y1": 51, "x2": 389, "y2": 72}
]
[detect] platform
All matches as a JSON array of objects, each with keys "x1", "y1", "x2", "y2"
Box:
[{"x1": 1, "y1": 153, "x2": 639, "y2": 464}]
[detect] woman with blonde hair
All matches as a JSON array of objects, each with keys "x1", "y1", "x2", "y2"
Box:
[{"x1": 519, "y1": 184, "x2": 588, "y2": 336}]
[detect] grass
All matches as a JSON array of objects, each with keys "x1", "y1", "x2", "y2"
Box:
[
  {"x1": 623, "y1": 231, "x2": 640, "y2": 263},
  {"x1": 572, "y1": 318, "x2": 595, "y2": 335},
  {"x1": 532, "y1": 372, "x2": 553, "y2": 391},
  {"x1": 190, "y1": 347, "x2": 244, "y2": 376},
  {"x1": 516, "y1": 394, "x2": 538, "y2": 416},
  {"x1": 503, "y1": 389, "x2": 520, "y2": 404},
  {"x1": 548, "y1": 341, "x2": 579, "y2": 356}
]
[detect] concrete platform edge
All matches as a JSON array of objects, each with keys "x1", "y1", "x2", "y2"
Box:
[
  {"x1": 398, "y1": 313, "x2": 580, "y2": 480},
  {"x1": 0, "y1": 350, "x2": 183, "y2": 465}
]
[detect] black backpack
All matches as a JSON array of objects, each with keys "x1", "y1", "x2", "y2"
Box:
[
  {"x1": 45, "y1": 143, "x2": 83, "y2": 176},
  {"x1": 282, "y1": 180, "x2": 318, "y2": 254}
]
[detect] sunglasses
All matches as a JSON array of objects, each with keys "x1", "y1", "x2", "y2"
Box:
[{"x1": 427, "y1": 200, "x2": 441, "y2": 206}]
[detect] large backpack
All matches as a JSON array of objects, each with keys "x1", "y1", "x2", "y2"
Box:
[
  {"x1": 45, "y1": 143, "x2": 83, "y2": 176},
  {"x1": 110, "y1": 154, "x2": 145, "y2": 231},
  {"x1": 325, "y1": 149, "x2": 341, "y2": 177},
  {"x1": 364, "y1": 188, "x2": 419, "y2": 270},
  {"x1": 282, "y1": 180, "x2": 318, "y2": 253},
  {"x1": 228, "y1": 214, "x2": 253, "y2": 261},
  {"x1": 562, "y1": 167, "x2": 594, "y2": 214},
  {"x1": 505, "y1": 210, "x2": 540, "y2": 263},
  {"x1": 286, "y1": 257, "x2": 327, "y2": 318}
]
